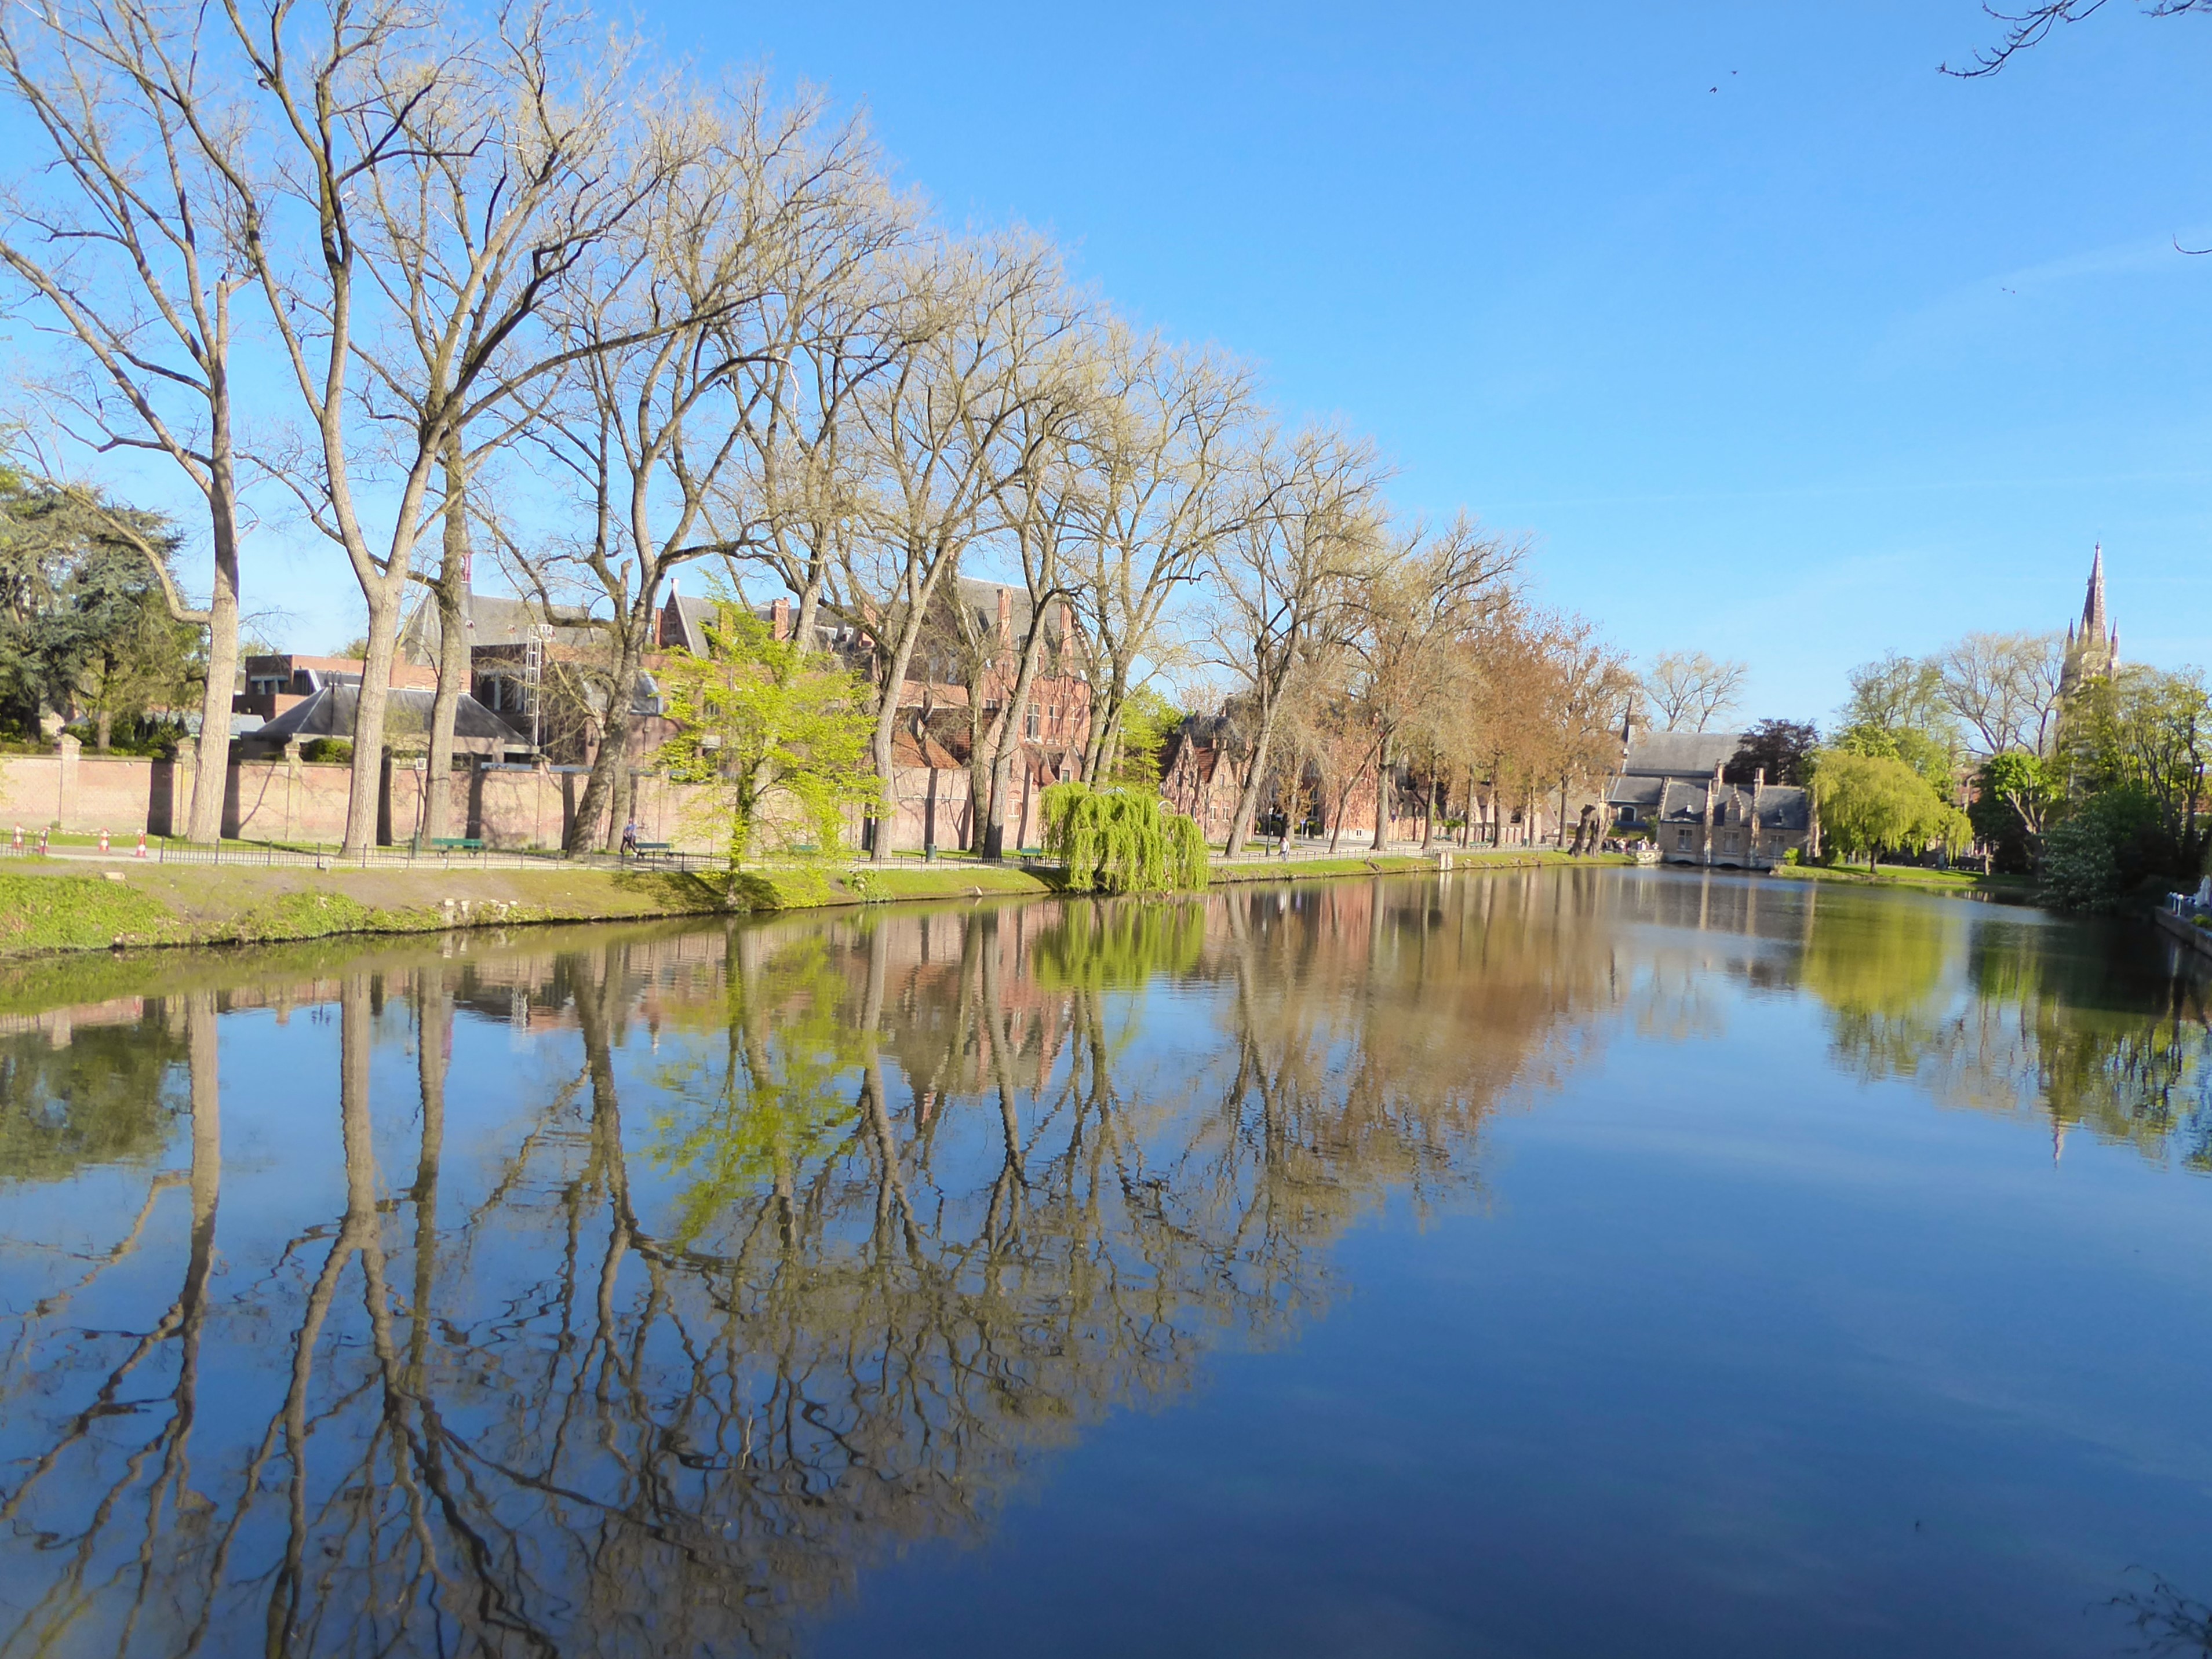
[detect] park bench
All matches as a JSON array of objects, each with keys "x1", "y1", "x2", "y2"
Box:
[
  {"x1": 429, "y1": 837, "x2": 485, "y2": 852},
  {"x1": 630, "y1": 840, "x2": 673, "y2": 862}
]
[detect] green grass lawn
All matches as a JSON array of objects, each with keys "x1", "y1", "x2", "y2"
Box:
[
  {"x1": 0, "y1": 870, "x2": 181, "y2": 953},
  {"x1": 1771, "y1": 862, "x2": 2032, "y2": 892}
]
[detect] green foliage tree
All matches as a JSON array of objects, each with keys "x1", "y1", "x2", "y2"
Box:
[
  {"x1": 2039, "y1": 785, "x2": 2170, "y2": 911},
  {"x1": 2057, "y1": 665, "x2": 2211, "y2": 878},
  {"x1": 1039, "y1": 780, "x2": 1208, "y2": 894},
  {"x1": 1973, "y1": 750, "x2": 2061, "y2": 871},
  {"x1": 1808, "y1": 748, "x2": 1972, "y2": 872},
  {"x1": 0, "y1": 472, "x2": 199, "y2": 744},
  {"x1": 657, "y1": 602, "x2": 882, "y2": 870},
  {"x1": 1102, "y1": 684, "x2": 1184, "y2": 792},
  {"x1": 1834, "y1": 651, "x2": 1960, "y2": 790}
]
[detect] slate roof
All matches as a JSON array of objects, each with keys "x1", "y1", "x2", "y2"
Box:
[
  {"x1": 953, "y1": 577, "x2": 1072, "y2": 647},
  {"x1": 400, "y1": 591, "x2": 602, "y2": 663},
  {"x1": 662, "y1": 593, "x2": 718, "y2": 654},
  {"x1": 1618, "y1": 731, "x2": 1746, "y2": 779},
  {"x1": 247, "y1": 685, "x2": 522, "y2": 748}
]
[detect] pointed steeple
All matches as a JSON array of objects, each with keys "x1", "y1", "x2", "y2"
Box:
[{"x1": 2082, "y1": 543, "x2": 2107, "y2": 637}]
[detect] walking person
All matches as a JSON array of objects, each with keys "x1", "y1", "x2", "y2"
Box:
[{"x1": 620, "y1": 819, "x2": 639, "y2": 859}]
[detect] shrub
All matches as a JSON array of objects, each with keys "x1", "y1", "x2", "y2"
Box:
[{"x1": 300, "y1": 738, "x2": 354, "y2": 765}]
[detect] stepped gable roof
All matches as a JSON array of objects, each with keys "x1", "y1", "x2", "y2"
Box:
[
  {"x1": 250, "y1": 685, "x2": 522, "y2": 747},
  {"x1": 1619, "y1": 730, "x2": 1746, "y2": 780}
]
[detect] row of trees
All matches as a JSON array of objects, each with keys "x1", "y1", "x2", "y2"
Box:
[{"x1": 1, "y1": 0, "x2": 1643, "y2": 863}]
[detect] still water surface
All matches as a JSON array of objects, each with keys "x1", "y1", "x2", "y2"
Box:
[{"x1": 3, "y1": 869, "x2": 2212, "y2": 1657}]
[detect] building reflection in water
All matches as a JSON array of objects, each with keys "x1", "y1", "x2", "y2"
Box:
[{"x1": 0, "y1": 868, "x2": 2204, "y2": 1656}]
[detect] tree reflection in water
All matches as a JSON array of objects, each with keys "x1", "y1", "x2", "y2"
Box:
[
  {"x1": 0, "y1": 877, "x2": 1620, "y2": 1657},
  {"x1": 0, "y1": 869, "x2": 2206, "y2": 1656},
  {"x1": 1780, "y1": 887, "x2": 2212, "y2": 1169}
]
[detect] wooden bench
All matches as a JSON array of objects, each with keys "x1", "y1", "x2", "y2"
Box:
[
  {"x1": 629, "y1": 840, "x2": 673, "y2": 861},
  {"x1": 429, "y1": 837, "x2": 485, "y2": 852}
]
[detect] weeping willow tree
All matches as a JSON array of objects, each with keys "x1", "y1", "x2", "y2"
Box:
[{"x1": 1040, "y1": 782, "x2": 1209, "y2": 894}]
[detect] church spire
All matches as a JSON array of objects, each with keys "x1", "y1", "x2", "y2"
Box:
[
  {"x1": 2082, "y1": 543, "x2": 2107, "y2": 637},
  {"x1": 2058, "y1": 544, "x2": 2118, "y2": 702}
]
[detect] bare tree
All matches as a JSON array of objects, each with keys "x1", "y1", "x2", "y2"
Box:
[
  {"x1": 838, "y1": 233, "x2": 1083, "y2": 860},
  {"x1": 1944, "y1": 0, "x2": 2206, "y2": 76},
  {"x1": 1533, "y1": 615, "x2": 1638, "y2": 848},
  {"x1": 1934, "y1": 630, "x2": 2065, "y2": 756},
  {"x1": 960, "y1": 381, "x2": 1089, "y2": 857},
  {"x1": 1642, "y1": 648, "x2": 1747, "y2": 732},
  {"x1": 1069, "y1": 326, "x2": 1255, "y2": 785},
  {"x1": 1347, "y1": 515, "x2": 1521, "y2": 850},
  {"x1": 1205, "y1": 426, "x2": 1384, "y2": 856},
  {"x1": 0, "y1": 0, "x2": 256, "y2": 842},
  {"x1": 519, "y1": 84, "x2": 885, "y2": 853},
  {"x1": 727, "y1": 165, "x2": 916, "y2": 651},
  {"x1": 224, "y1": 0, "x2": 676, "y2": 853}
]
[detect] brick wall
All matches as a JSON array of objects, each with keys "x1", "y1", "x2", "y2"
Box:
[{"x1": 0, "y1": 738, "x2": 943, "y2": 858}]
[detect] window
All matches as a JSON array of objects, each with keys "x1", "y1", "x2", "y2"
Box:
[
  {"x1": 1677, "y1": 828, "x2": 1693, "y2": 849},
  {"x1": 1024, "y1": 708, "x2": 1039, "y2": 739}
]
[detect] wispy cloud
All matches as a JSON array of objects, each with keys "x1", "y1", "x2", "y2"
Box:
[{"x1": 1870, "y1": 229, "x2": 2212, "y2": 372}]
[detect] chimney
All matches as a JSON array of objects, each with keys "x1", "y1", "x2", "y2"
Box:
[
  {"x1": 996, "y1": 587, "x2": 1012, "y2": 643},
  {"x1": 771, "y1": 596, "x2": 792, "y2": 642},
  {"x1": 1705, "y1": 761, "x2": 1722, "y2": 864}
]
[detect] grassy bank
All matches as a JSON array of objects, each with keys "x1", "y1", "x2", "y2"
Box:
[
  {"x1": 0, "y1": 859, "x2": 1054, "y2": 960},
  {"x1": 0, "y1": 846, "x2": 1627, "y2": 962},
  {"x1": 1209, "y1": 849, "x2": 1629, "y2": 884},
  {"x1": 1768, "y1": 862, "x2": 2034, "y2": 898}
]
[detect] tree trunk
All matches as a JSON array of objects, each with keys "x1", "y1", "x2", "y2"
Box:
[
  {"x1": 868, "y1": 593, "x2": 939, "y2": 863},
  {"x1": 184, "y1": 524, "x2": 240, "y2": 844},
  {"x1": 1223, "y1": 702, "x2": 1282, "y2": 858},
  {"x1": 95, "y1": 708, "x2": 112, "y2": 751},
  {"x1": 983, "y1": 620, "x2": 1056, "y2": 860},
  {"x1": 341, "y1": 597, "x2": 404, "y2": 856},
  {"x1": 1422, "y1": 776, "x2": 1440, "y2": 851},
  {"x1": 182, "y1": 347, "x2": 243, "y2": 847},
  {"x1": 423, "y1": 440, "x2": 470, "y2": 844},
  {"x1": 569, "y1": 617, "x2": 647, "y2": 855},
  {"x1": 1372, "y1": 748, "x2": 1391, "y2": 853}
]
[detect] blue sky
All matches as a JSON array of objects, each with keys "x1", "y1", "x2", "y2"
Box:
[
  {"x1": 658, "y1": 0, "x2": 2212, "y2": 725},
  {"x1": 25, "y1": 1, "x2": 2211, "y2": 726}
]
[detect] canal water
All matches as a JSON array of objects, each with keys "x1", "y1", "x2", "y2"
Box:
[{"x1": 2, "y1": 869, "x2": 2210, "y2": 1658}]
